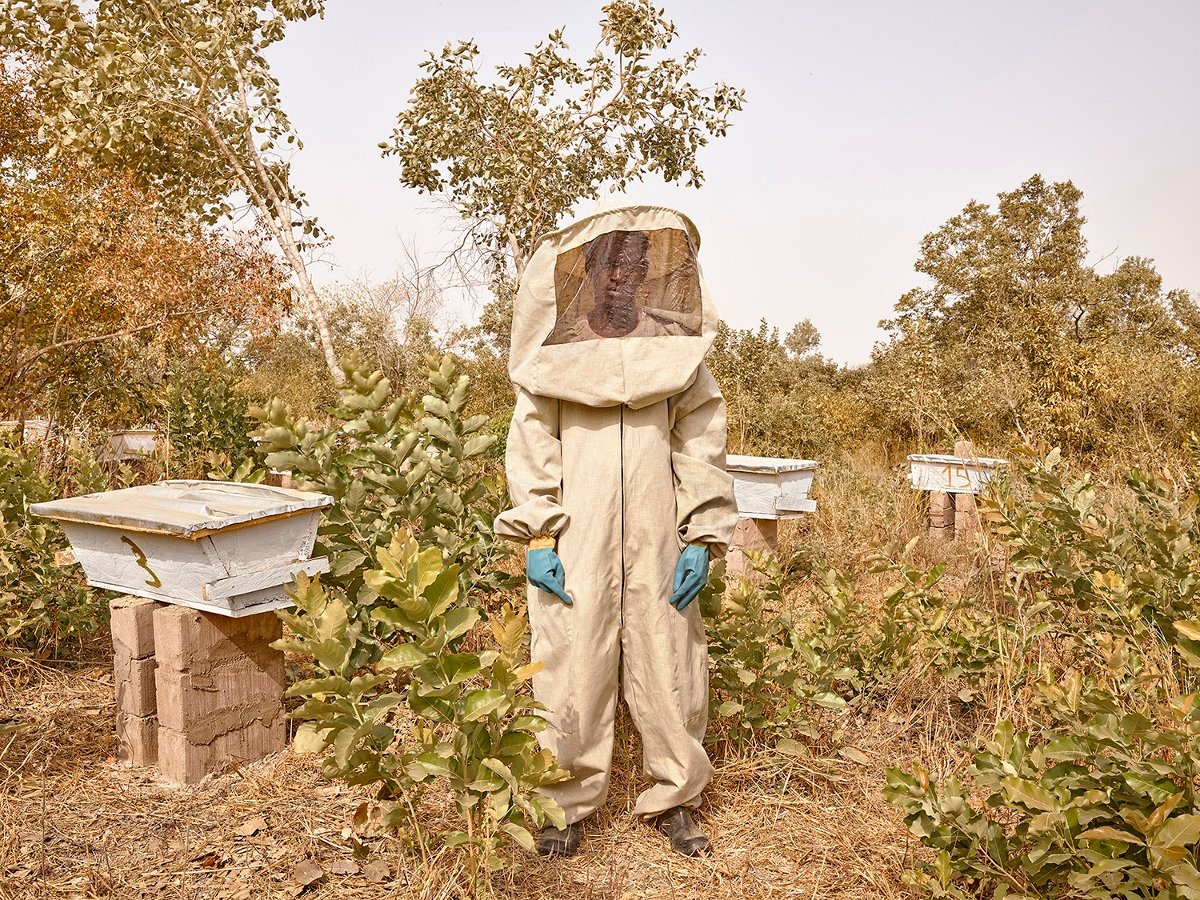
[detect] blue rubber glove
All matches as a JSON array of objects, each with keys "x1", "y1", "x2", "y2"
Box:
[
  {"x1": 670, "y1": 544, "x2": 710, "y2": 610},
  {"x1": 527, "y1": 547, "x2": 572, "y2": 606}
]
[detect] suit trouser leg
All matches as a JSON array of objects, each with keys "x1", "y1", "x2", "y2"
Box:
[
  {"x1": 526, "y1": 580, "x2": 621, "y2": 825},
  {"x1": 620, "y1": 554, "x2": 714, "y2": 818}
]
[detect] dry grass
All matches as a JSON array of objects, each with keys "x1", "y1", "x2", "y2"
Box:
[
  {"x1": 0, "y1": 453, "x2": 1012, "y2": 900},
  {"x1": 0, "y1": 643, "x2": 956, "y2": 900}
]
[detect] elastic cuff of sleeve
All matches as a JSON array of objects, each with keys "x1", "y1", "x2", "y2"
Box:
[{"x1": 528, "y1": 535, "x2": 556, "y2": 550}]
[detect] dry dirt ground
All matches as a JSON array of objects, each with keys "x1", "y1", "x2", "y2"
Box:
[{"x1": 0, "y1": 651, "x2": 939, "y2": 900}]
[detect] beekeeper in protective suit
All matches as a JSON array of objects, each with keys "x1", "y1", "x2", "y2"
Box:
[{"x1": 494, "y1": 202, "x2": 738, "y2": 858}]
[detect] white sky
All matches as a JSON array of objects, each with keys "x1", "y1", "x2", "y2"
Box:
[{"x1": 268, "y1": 0, "x2": 1200, "y2": 365}]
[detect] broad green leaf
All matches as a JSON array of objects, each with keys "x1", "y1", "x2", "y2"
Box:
[
  {"x1": 1154, "y1": 814, "x2": 1200, "y2": 851},
  {"x1": 1001, "y1": 777, "x2": 1056, "y2": 812},
  {"x1": 463, "y1": 689, "x2": 508, "y2": 721},
  {"x1": 378, "y1": 642, "x2": 426, "y2": 670},
  {"x1": 292, "y1": 721, "x2": 329, "y2": 754},
  {"x1": 1175, "y1": 620, "x2": 1200, "y2": 642},
  {"x1": 1077, "y1": 826, "x2": 1143, "y2": 845},
  {"x1": 499, "y1": 822, "x2": 536, "y2": 853}
]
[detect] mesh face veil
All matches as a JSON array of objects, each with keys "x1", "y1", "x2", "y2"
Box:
[
  {"x1": 508, "y1": 203, "x2": 717, "y2": 410},
  {"x1": 544, "y1": 227, "x2": 703, "y2": 345}
]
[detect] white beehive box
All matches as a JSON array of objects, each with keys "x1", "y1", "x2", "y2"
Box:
[
  {"x1": 1, "y1": 419, "x2": 50, "y2": 444},
  {"x1": 726, "y1": 455, "x2": 820, "y2": 518},
  {"x1": 31, "y1": 480, "x2": 333, "y2": 617},
  {"x1": 908, "y1": 454, "x2": 1007, "y2": 494},
  {"x1": 104, "y1": 428, "x2": 159, "y2": 461}
]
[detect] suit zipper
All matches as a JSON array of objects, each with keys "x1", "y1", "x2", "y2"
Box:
[{"x1": 619, "y1": 404, "x2": 626, "y2": 621}]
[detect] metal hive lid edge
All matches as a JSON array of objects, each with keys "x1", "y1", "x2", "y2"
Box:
[
  {"x1": 726, "y1": 455, "x2": 821, "y2": 474},
  {"x1": 29, "y1": 479, "x2": 333, "y2": 538}
]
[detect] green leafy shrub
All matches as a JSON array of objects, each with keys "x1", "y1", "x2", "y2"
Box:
[
  {"x1": 278, "y1": 533, "x2": 567, "y2": 884},
  {"x1": 0, "y1": 440, "x2": 109, "y2": 657},
  {"x1": 992, "y1": 447, "x2": 1200, "y2": 663},
  {"x1": 160, "y1": 362, "x2": 255, "y2": 479},
  {"x1": 886, "y1": 448, "x2": 1200, "y2": 898},
  {"x1": 887, "y1": 679, "x2": 1200, "y2": 898},
  {"x1": 251, "y1": 355, "x2": 558, "y2": 884},
  {"x1": 703, "y1": 555, "x2": 856, "y2": 752},
  {"x1": 250, "y1": 355, "x2": 514, "y2": 668},
  {"x1": 703, "y1": 544, "x2": 1015, "y2": 755}
]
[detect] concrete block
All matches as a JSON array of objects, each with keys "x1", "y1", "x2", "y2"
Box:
[
  {"x1": 153, "y1": 605, "x2": 282, "y2": 675},
  {"x1": 955, "y1": 492, "x2": 979, "y2": 537},
  {"x1": 731, "y1": 517, "x2": 778, "y2": 554},
  {"x1": 929, "y1": 491, "x2": 955, "y2": 527},
  {"x1": 157, "y1": 712, "x2": 286, "y2": 785},
  {"x1": 726, "y1": 517, "x2": 779, "y2": 579},
  {"x1": 114, "y1": 651, "x2": 157, "y2": 716},
  {"x1": 155, "y1": 659, "x2": 285, "y2": 744},
  {"x1": 116, "y1": 711, "x2": 158, "y2": 767},
  {"x1": 110, "y1": 595, "x2": 159, "y2": 659},
  {"x1": 151, "y1": 605, "x2": 286, "y2": 784}
]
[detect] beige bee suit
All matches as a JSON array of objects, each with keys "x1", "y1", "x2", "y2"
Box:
[{"x1": 494, "y1": 204, "x2": 738, "y2": 823}]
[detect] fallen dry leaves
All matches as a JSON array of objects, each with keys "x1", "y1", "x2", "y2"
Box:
[{"x1": 0, "y1": 649, "x2": 934, "y2": 900}]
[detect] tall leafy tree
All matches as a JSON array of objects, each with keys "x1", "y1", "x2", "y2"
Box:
[
  {"x1": 873, "y1": 174, "x2": 1200, "y2": 451},
  {"x1": 0, "y1": 64, "x2": 285, "y2": 425},
  {"x1": 383, "y1": 0, "x2": 746, "y2": 283},
  {"x1": 1, "y1": 0, "x2": 346, "y2": 382},
  {"x1": 707, "y1": 319, "x2": 859, "y2": 458}
]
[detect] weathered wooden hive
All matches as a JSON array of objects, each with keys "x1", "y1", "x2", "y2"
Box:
[
  {"x1": 726, "y1": 455, "x2": 820, "y2": 518},
  {"x1": 0, "y1": 419, "x2": 50, "y2": 444},
  {"x1": 103, "y1": 428, "x2": 159, "y2": 461},
  {"x1": 31, "y1": 480, "x2": 332, "y2": 617},
  {"x1": 907, "y1": 453, "x2": 1007, "y2": 494}
]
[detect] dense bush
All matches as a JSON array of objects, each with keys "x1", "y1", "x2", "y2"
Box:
[
  {"x1": 279, "y1": 536, "x2": 566, "y2": 883},
  {"x1": 249, "y1": 355, "x2": 556, "y2": 884},
  {"x1": 249, "y1": 355, "x2": 513, "y2": 646},
  {"x1": 0, "y1": 440, "x2": 109, "y2": 657},
  {"x1": 703, "y1": 557, "x2": 853, "y2": 751},
  {"x1": 160, "y1": 361, "x2": 257, "y2": 479},
  {"x1": 886, "y1": 448, "x2": 1200, "y2": 898}
]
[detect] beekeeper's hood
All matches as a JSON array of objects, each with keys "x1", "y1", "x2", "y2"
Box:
[{"x1": 508, "y1": 202, "x2": 717, "y2": 409}]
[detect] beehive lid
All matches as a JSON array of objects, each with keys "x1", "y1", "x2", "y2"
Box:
[
  {"x1": 30, "y1": 480, "x2": 333, "y2": 540},
  {"x1": 908, "y1": 454, "x2": 1007, "y2": 468},
  {"x1": 726, "y1": 455, "x2": 820, "y2": 474}
]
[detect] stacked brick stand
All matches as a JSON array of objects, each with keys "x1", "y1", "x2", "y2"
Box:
[
  {"x1": 725, "y1": 456, "x2": 820, "y2": 578},
  {"x1": 927, "y1": 490, "x2": 955, "y2": 542},
  {"x1": 952, "y1": 440, "x2": 981, "y2": 538},
  {"x1": 726, "y1": 517, "x2": 779, "y2": 576},
  {"x1": 109, "y1": 596, "x2": 287, "y2": 784},
  {"x1": 111, "y1": 595, "x2": 159, "y2": 766},
  {"x1": 908, "y1": 440, "x2": 1006, "y2": 541}
]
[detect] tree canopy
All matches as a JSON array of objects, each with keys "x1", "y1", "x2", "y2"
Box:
[
  {"x1": 1, "y1": 0, "x2": 345, "y2": 380},
  {"x1": 383, "y1": 0, "x2": 745, "y2": 280},
  {"x1": 0, "y1": 64, "x2": 286, "y2": 426},
  {"x1": 872, "y1": 174, "x2": 1200, "y2": 450}
]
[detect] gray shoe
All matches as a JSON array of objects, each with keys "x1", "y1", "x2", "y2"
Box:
[
  {"x1": 653, "y1": 806, "x2": 712, "y2": 857},
  {"x1": 536, "y1": 821, "x2": 583, "y2": 857}
]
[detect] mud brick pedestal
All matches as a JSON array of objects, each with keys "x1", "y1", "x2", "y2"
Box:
[
  {"x1": 726, "y1": 517, "x2": 779, "y2": 579},
  {"x1": 108, "y1": 595, "x2": 287, "y2": 784},
  {"x1": 928, "y1": 490, "x2": 955, "y2": 542},
  {"x1": 153, "y1": 605, "x2": 286, "y2": 784},
  {"x1": 952, "y1": 439, "x2": 979, "y2": 539},
  {"x1": 110, "y1": 596, "x2": 159, "y2": 766}
]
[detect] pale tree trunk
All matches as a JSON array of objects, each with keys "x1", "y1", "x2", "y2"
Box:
[
  {"x1": 138, "y1": 2, "x2": 346, "y2": 386},
  {"x1": 506, "y1": 230, "x2": 527, "y2": 284},
  {"x1": 273, "y1": 224, "x2": 343, "y2": 385},
  {"x1": 230, "y1": 69, "x2": 344, "y2": 386}
]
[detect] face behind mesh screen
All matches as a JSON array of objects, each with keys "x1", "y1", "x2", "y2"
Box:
[{"x1": 543, "y1": 227, "x2": 703, "y2": 346}]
